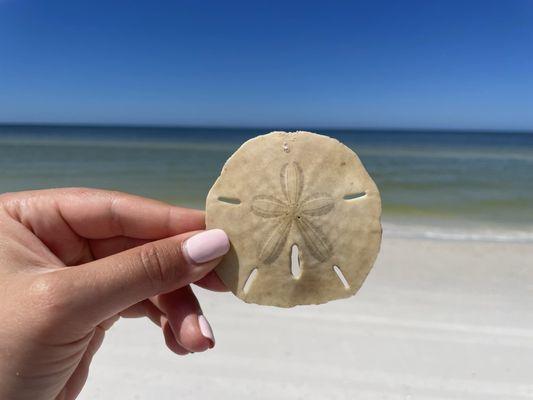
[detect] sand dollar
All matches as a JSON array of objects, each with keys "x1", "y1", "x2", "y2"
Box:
[{"x1": 206, "y1": 131, "x2": 382, "y2": 307}]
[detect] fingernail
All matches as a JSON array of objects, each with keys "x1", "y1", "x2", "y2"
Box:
[
  {"x1": 198, "y1": 315, "x2": 215, "y2": 348},
  {"x1": 182, "y1": 229, "x2": 230, "y2": 265}
]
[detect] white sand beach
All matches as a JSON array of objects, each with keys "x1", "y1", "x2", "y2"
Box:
[{"x1": 80, "y1": 236, "x2": 533, "y2": 400}]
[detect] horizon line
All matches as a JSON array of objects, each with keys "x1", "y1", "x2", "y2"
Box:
[{"x1": 0, "y1": 121, "x2": 532, "y2": 135}]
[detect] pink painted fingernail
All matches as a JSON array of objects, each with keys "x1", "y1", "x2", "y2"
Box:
[
  {"x1": 182, "y1": 229, "x2": 230, "y2": 265},
  {"x1": 198, "y1": 315, "x2": 215, "y2": 348}
]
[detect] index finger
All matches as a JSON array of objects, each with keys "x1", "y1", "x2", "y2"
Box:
[{"x1": 10, "y1": 188, "x2": 205, "y2": 240}]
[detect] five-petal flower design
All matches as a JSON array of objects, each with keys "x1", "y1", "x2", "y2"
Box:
[{"x1": 251, "y1": 162, "x2": 334, "y2": 264}]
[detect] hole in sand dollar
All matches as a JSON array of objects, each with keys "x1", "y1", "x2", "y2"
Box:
[
  {"x1": 290, "y1": 244, "x2": 301, "y2": 279},
  {"x1": 343, "y1": 192, "x2": 366, "y2": 200},
  {"x1": 218, "y1": 196, "x2": 241, "y2": 205},
  {"x1": 243, "y1": 268, "x2": 258, "y2": 294},
  {"x1": 333, "y1": 265, "x2": 350, "y2": 289}
]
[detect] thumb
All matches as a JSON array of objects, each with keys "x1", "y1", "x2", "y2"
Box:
[{"x1": 61, "y1": 229, "x2": 230, "y2": 324}]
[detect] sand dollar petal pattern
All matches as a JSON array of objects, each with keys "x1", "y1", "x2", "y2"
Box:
[
  {"x1": 251, "y1": 195, "x2": 288, "y2": 218},
  {"x1": 280, "y1": 162, "x2": 304, "y2": 205},
  {"x1": 206, "y1": 131, "x2": 382, "y2": 307},
  {"x1": 295, "y1": 215, "x2": 332, "y2": 263},
  {"x1": 299, "y1": 193, "x2": 335, "y2": 216}
]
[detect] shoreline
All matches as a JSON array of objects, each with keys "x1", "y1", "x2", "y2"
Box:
[{"x1": 382, "y1": 219, "x2": 533, "y2": 244}]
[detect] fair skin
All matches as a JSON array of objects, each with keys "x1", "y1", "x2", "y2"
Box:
[{"x1": 0, "y1": 188, "x2": 228, "y2": 400}]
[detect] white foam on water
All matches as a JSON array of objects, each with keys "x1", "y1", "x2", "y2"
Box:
[{"x1": 383, "y1": 221, "x2": 533, "y2": 243}]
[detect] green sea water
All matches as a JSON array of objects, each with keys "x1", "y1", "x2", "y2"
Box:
[{"x1": 1, "y1": 125, "x2": 532, "y2": 242}]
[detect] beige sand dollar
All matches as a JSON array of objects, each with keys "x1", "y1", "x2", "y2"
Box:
[{"x1": 206, "y1": 131, "x2": 382, "y2": 307}]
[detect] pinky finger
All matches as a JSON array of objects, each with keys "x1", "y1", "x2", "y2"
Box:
[
  {"x1": 161, "y1": 316, "x2": 190, "y2": 356},
  {"x1": 119, "y1": 299, "x2": 163, "y2": 327},
  {"x1": 119, "y1": 302, "x2": 190, "y2": 355}
]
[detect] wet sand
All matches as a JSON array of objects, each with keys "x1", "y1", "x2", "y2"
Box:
[{"x1": 80, "y1": 237, "x2": 533, "y2": 400}]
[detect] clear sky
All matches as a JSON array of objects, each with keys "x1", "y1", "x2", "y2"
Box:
[{"x1": 1, "y1": 0, "x2": 532, "y2": 129}]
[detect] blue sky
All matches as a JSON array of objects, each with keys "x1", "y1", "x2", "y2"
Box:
[{"x1": 1, "y1": 0, "x2": 532, "y2": 129}]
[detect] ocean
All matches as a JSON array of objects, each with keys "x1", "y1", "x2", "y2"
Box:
[{"x1": 1, "y1": 124, "x2": 532, "y2": 242}]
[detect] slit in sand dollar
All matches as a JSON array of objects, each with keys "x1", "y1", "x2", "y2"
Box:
[
  {"x1": 206, "y1": 131, "x2": 382, "y2": 307},
  {"x1": 290, "y1": 244, "x2": 301, "y2": 279},
  {"x1": 243, "y1": 268, "x2": 258, "y2": 294},
  {"x1": 333, "y1": 265, "x2": 350, "y2": 289},
  {"x1": 343, "y1": 191, "x2": 367, "y2": 200},
  {"x1": 218, "y1": 196, "x2": 241, "y2": 205}
]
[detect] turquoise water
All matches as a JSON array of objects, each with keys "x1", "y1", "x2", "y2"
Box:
[{"x1": 1, "y1": 124, "x2": 532, "y2": 241}]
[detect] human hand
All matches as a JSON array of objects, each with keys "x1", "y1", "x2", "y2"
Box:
[{"x1": 0, "y1": 188, "x2": 230, "y2": 400}]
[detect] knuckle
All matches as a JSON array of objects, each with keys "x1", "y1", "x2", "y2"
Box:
[
  {"x1": 0, "y1": 191, "x2": 15, "y2": 204},
  {"x1": 138, "y1": 243, "x2": 177, "y2": 290},
  {"x1": 27, "y1": 273, "x2": 71, "y2": 326},
  {"x1": 0, "y1": 192, "x2": 24, "y2": 213}
]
